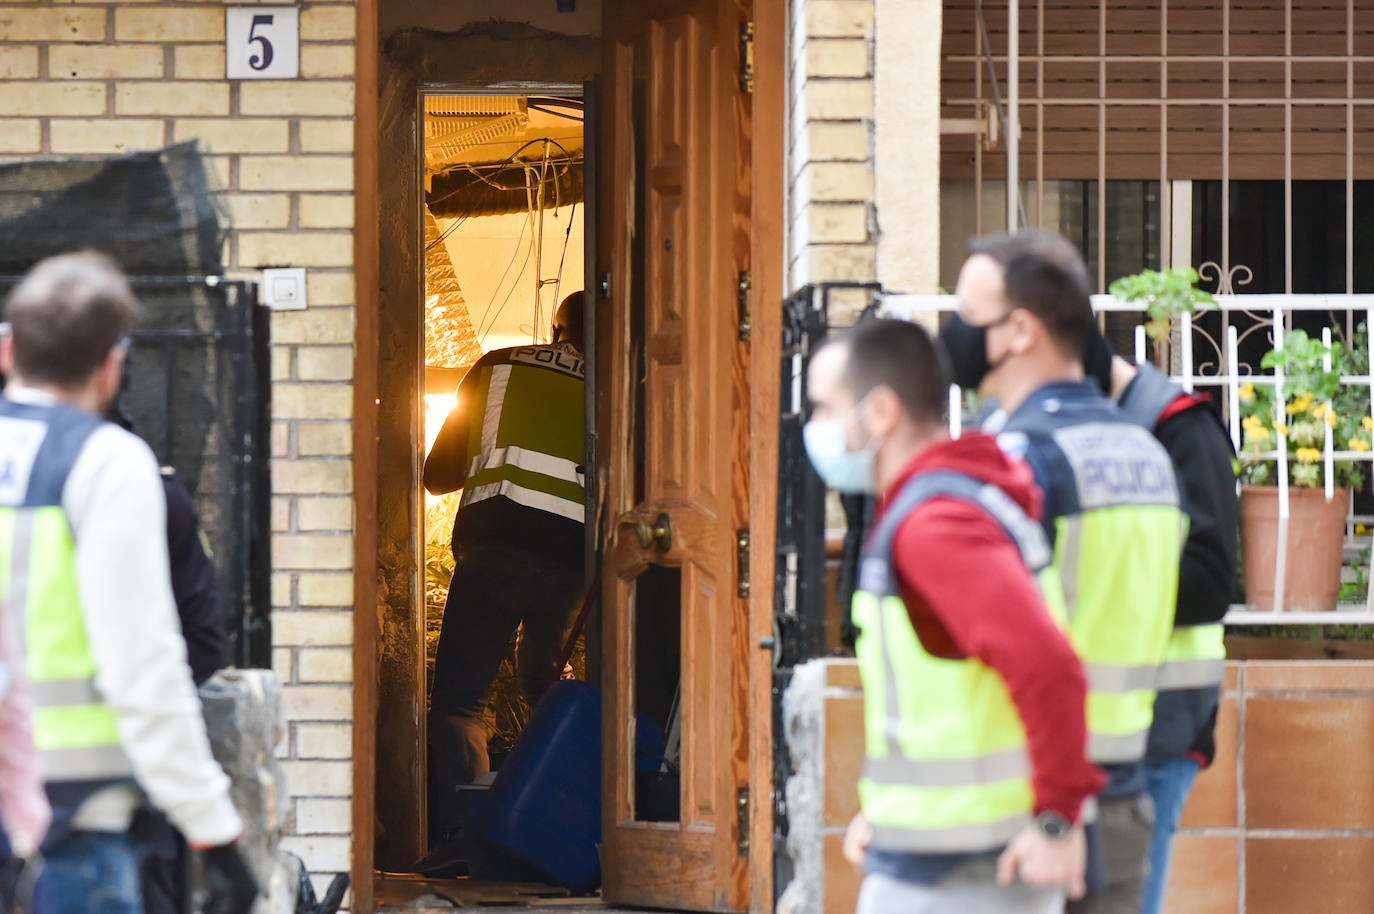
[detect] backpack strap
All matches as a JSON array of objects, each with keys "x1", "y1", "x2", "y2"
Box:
[
  {"x1": 1117, "y1": 361, "x2": 1186, "y2": 431},
  {"x1": 858, "y1": 469, "x2": 1052, "y2": 598}
]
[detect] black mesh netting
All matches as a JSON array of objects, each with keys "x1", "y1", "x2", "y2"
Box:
[{"x1": 0, "y1": 143, "x2": 271, "y2": 667}]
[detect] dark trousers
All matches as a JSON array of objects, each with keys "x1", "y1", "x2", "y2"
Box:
[
  {"x1": 139, "y1": 816, "x2": 186, "y2": 914},
  {"x1": 428, "y1": 541, "x2": 584, "y2": 834}
]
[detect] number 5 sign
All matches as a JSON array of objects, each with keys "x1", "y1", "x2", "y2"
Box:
[{"x1": 226, "y1": 7, "x2": 299, "y2": 80}]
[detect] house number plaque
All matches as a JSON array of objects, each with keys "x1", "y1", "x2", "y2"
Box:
[{"x1": 226, "y1": 7, "x2": 299, "y2": 80}]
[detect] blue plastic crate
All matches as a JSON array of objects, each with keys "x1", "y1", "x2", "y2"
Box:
[{"x1": 471, "y1": 680, "x2": 666, "y2": 894}]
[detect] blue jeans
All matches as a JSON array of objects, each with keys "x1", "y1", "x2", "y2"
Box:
[
  {"x1": 1139, "y1": 758, "x2": 1201, "y2": 914},
  {"x1": 34, "y1": 831, "x2": 144, "y2": 914}
]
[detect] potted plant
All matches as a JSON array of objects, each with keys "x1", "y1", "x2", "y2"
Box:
[
  {"x1": 1236, "y1": 327, "x2": 1372, "y2": 611},
  {"x1": 1108, "y1": 267, "x2": 1216, "y2": 363}
]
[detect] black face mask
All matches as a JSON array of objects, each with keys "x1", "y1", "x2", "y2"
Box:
[{"x1": 939, "y1": 312, "x2": 1006, "y2": 391}]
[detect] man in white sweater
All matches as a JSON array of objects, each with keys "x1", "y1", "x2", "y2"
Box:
[{"x1": 0, "y1": 252, "x2": 257, "y2": 914}]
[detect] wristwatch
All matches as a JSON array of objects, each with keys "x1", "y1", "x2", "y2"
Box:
[{"x1": 1035, "y1": 811, "x2": 1073, "y2": 840}]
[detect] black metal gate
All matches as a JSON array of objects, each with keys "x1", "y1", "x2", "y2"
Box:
[
  {"x1": 771, "y1": 282, "x2": 881, "y2": 901},
  {"x1": 0, "y1": 275, "x2": 273, "y2": 669}
]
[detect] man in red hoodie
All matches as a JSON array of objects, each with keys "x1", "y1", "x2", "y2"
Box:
[{"x1": 807, "y1": 318, "x2": 1104, "y2": 913}]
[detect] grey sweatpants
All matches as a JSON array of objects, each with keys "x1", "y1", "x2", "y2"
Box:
[{"x1": 856, "y1": 866, "x2": 1066, "y2": 914}]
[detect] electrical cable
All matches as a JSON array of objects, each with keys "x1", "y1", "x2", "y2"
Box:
[
  {"x1": 478, "y1": 240, "x2": 535, "y2": 344},
  {"x1": 526, "y1": 96, "x2": 584, "y2": 110},
  {"x1": 471, "y1": 215, "x2": 530, "y2": 340},
  {"x1": 527, "y1": 103, "x2": 584, "y2": 122},
  {"x1": 424, "y1": 215, "x2": 468, "y2": 253},
  {"x1": 548, "y1": 200, "x2": 577, "y2": 313}
]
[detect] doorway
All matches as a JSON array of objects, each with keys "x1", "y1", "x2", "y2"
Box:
[
  {"x1": 370, "y1": 86, "x2": 599, "y2": 897},
  {"x1": 419, "y1": 87, "x2": 590, "y2": 782},
  {"x1": 353, "y1": 2, "x2": 786, "y2": 910}
]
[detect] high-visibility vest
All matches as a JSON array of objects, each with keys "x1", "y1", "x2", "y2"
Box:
[
  {"x1": 0, "y1": 398, "x2": 135, "y2": 835},
  {"x1": 853, "y1": 470, "x2": 1063, "y2": 854},
  {"x1": 458, "y1": 344, "x2": 586, "y2": 524},
  {"x1": 999, "y1": 392, "x2": 1187, "y2": 764},
  {"x1": 1116, "y1": 361, "x2": 1227, "y2": 693}
]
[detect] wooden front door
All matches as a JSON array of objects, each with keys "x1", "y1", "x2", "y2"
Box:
[{"x1": 596, "y1": 0, "x2": 754, "y2": 910}]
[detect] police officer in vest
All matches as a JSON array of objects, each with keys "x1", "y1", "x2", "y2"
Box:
[
  {"x1": 808, "y1": 318, "x2": 1105, "y2": 913},
  {"x1": 0, "y1": 252, "x2": 256, "y2": 914},
  {"x1": 424, "y1": 291, "x2": 587, "y2": 848},
  {"x1": 940, "y1": 232, "x2": 1187, "y2": 914},
  {"x1": 1084, "y1": 335, "x2": 1236, "y2": 914}
]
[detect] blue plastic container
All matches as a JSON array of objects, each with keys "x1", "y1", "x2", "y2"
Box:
[{"x1": 471, "y1": 680, "x2": 664, "y2": 894}]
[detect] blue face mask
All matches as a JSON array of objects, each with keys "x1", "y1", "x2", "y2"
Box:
[{"x1": 803, "y1": 415, "x2": 876, "y2": 495}]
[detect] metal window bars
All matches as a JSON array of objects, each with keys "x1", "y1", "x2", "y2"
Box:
[{"x1": 884, "y1": 290, "x2": 1374, "y2": 625}]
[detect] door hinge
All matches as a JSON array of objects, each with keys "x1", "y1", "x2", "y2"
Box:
[
  {"x1": 737, "y1": 270, "x2": 752, "y2": 342},
  {"x1": 739, "y1": 21, "x2": 755, "y2": 94},
  {"x1": 736, "y1": 786, "x2": 750, "y2": 856},
  {"x1": 736, "y1": 528, "x2": 751, "y2": 599}
]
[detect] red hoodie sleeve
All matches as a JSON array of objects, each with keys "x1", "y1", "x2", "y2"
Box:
[{"x1": 892, "y1": 500, "x2": 1106, "y2": 822}]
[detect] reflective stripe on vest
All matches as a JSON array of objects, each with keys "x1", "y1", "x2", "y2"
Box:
[
  {"x1": 854, "y1": 471, "x2": 1051, "y2": 854},
  {"x1": 1156, "y1": 624, "x2": 1226, "y2": 691},
  {"x1": 458, "y1": 351, "x2": 586, "y2": 523}
]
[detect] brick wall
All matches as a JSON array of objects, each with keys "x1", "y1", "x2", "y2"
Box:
[
  {"x1": 787, "y1": 0, "x2": 875, "y2": 311},
  {"x1": 0, "y1": 0, "x2": 359, "y2": 891},
  {"x1": 786, "y1": 0, "x2": 943, "y2": 317}
]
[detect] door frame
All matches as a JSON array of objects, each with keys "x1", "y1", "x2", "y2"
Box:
[
  {"x1": 745, "y1": 3, "x2": 784, "y2": 908},
  {"x1": 351, "y1": 1, "x2": 785, "y2": 909},
  {"x1": 353, "y1": 0, "x2": 379, "y2": 906}
]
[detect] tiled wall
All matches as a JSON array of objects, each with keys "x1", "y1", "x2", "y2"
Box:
[
  {"x1": 1166, "y1": 661, "x2": 1374, "y2": 914},
  {"x1": 814, "y1": 659, "x2": 1374, "y2": 914},
  {"x1": 0, "y1": 0, "x2": 359, "y2": 894}
]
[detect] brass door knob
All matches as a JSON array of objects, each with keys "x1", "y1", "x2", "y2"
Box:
[{"x1": 624, "y1": 512, "x2": 673, "y2": 552}]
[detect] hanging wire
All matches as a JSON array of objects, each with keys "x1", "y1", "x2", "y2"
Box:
[
  {"x1": 424, "y1": 215, "x2": 469, "y2": 253},
  {"x1": 427, "y1": 132, "x2": 580, "y2": 346},
  {"x1": 472, "y1": 215, "x2": 530, "y2": 340},
  {"x1": 526, "y1": 103, "x2": 585, "y2": 122},
  {"x1": 478, "y1": 241, "x2": 536, "y2": 344},
  {"x1": 549, "y1": 200, "x2": 578, "y2": 312}
]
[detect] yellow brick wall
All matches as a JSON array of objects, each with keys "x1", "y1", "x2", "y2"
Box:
[
  {"x1": 788, "y1": 0, "x2": 876, "y2": 306},
  {"x1": 0, "y1": 0, "x2": 358, "y2": 888}
]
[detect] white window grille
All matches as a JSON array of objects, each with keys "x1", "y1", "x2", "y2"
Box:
[{"x1": 883, "y1": 291, "x2": 1374, "y2": 625}]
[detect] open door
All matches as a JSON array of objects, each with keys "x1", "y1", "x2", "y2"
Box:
[{"x1": 596, "y1": 0, "x2": 752, "y2": 910}]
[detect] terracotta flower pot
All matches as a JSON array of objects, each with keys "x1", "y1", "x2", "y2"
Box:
[{"x1": 1239, "y1": 485, "x2": 1349, "y2": 612}]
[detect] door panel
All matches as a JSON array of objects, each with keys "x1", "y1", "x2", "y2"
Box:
[{"x1": 597, "y1": 0, "x2": 749, "y2": 909}]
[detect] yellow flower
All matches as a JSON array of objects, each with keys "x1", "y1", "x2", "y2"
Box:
[
  {"x1": 1274, "y1": 421, "x2": 1289, "y2": 436},
  {"x1": 1312, "y1": 402, "x2": 1330, "y2": 418},
  {"x1": 1287, "y1": 394, "x2": 1314, "y2": 415},
  {"x1": 1238, "y1": 383, "x2": 1255, "y2": 403},
  {"x1": 1363, "y1": 416, "x2": 1374, "y2": 431},
  {"x1": 1352, "y1": 438, "x2": 1371, "y2": 453},
  {"x1": 1296, "y1": 447, "x2": 1322, "y2": 464}
]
